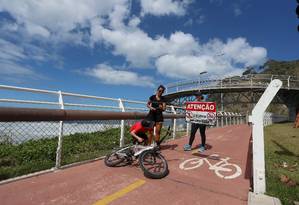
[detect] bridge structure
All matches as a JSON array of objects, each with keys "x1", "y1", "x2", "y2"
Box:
[{"x1": 164, "y1": 74, "x2": 299, "y2": 120}]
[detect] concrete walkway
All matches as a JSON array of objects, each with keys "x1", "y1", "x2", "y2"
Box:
[{"x1": 0, "y1": 125, "x2": 252, "y2": 205}]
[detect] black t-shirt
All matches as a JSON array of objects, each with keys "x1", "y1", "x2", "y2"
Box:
[{"x1": 149, "y1": 95, "x2": 165, "y2": 110}]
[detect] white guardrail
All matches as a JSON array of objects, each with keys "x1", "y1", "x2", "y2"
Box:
[
  {"x1": 0, "y1": 84, "x2": 246, "y2": 140},
  {"x1": 165, "y1": 74, "x2": 299, "y2": 94}
]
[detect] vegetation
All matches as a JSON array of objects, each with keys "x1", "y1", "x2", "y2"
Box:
[
  {"x1": 261, "y1": 60, "x2": 299, "y2": 77},
  {"x1": 0, "y1": 127, "x2": 132, "y2": 181},
  {"x1": 264, "y1": 122, "x2": 299, "y2": 205}
]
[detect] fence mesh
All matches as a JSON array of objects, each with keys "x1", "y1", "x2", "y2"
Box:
[
  {"x1": 0, "y1": 119, "x2": 180, "y2": 181},
  {"x1": 0, "y1": 121, "x2": 59, "y2": 181},
  {"x1": 61, "y1": 120, "x2": 123, "y2": 166},
  {"x1": 0, "y1": 114, "x2": 249, "y2": 182}
]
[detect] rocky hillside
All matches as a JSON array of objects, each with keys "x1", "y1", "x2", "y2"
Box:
[
  {"x1": 214, "y1": 59, "x2": 299, "y2": 115},
  {"x1": 261, "y1": 59, "x2": 299, "y2": 77}
]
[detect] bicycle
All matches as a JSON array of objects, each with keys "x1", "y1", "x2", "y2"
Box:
[
  {"x1": 104, "y1": 126, "x2": 171, "y2": 179},
  {"x1": 179, "y1": 154, "x2": 242, "y2": 179}
]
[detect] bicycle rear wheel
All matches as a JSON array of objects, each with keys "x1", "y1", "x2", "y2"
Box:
[
  {"x1": 139, "y1": 150, "x2": 169, "y2": 179},
  {"x1": 104, "y1": 151, "x2": 126, "y2": 167}
]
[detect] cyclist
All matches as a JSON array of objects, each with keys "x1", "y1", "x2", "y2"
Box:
[{"x1": 130, "y1": 119, "x2": 155, "y2": 145}]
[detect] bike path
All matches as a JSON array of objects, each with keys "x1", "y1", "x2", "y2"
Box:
[{"x1": 0, "y1": 124, "x2": 252, "y2": 205}]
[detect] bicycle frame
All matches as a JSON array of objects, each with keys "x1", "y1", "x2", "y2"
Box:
[
  {"x1": 115, "y1": 126, "x2": 171, "y2": 158},
  {"x1": 114, "y1": 144, "x2": 154, "y2": 158}
]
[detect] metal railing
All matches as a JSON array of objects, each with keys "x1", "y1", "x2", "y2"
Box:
[
  {"x1": 0, "y1": 84, "x2": 247, "y2": 184},
  {"x1": 0, "y1": 108, "x2": 184, "y2": 184},
  {"x1": 263, "y1": 112, "x2": 288, "y2": 126},
  {"x1": 0, "y1": 84, "x2": 147, "y2": 111},
  {"x1": 165, "y1": 74, "x2": 299, "y2": 94}
]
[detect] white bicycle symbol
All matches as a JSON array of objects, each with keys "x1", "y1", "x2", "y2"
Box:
[{"x1": 179, "y1": 154, "x2": 242, "y2": 179}]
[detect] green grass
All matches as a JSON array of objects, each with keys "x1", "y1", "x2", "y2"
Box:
[
  {"x1": 0, "y1": 127, "x2": 132, "y2": 181},
  {"x1": 264, "y1": 122, "x2": 299, "y2": 205}
]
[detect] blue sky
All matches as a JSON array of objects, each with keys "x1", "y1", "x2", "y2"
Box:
[{"x1": 0, "y1": 0, "x2": 298, "y2": 102}]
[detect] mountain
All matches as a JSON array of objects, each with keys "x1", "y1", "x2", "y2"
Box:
[{"x1": 260, "y1": 59, "x2": 299, "y2": 77}]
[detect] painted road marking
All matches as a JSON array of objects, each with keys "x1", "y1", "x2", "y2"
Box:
[
  {"x1": 179, "y1": 154, "x2": 242, "y2": 179},
  {"x1": 92, "y1": 179, "x2": 146, "y2": 205}
]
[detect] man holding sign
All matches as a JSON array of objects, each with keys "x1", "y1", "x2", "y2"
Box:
[{"x1": 184, "y1": 92, "x2": 216, "y2": 152}]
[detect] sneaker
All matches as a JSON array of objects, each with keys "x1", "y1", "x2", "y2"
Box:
[
  {"x1": 184, "y1": 144, "x2": 192, "y2": 151},
  {"x1": 198, "y1": 145, "x2": 205, "y2": 153}
]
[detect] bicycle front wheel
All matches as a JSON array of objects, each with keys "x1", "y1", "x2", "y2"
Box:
[{"x1": 139, "y1": 150, "x2": 169, "y2": 179}]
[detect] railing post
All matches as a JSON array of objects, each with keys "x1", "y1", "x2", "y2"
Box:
[
  {"x1": 221, "y1": 92, "x2": 224, "y2": 111},
  {"x1": 249, "y1": 79, "x2": 282, "y2": 194},
  {"x1": 119, "y1": 98, "x2": 125, "y2": 147},
  {"x1": 171, "y1": 106, "x2": 177, "y2": 140},
  {"x1": 55, "y1": 91, "x2": 64, "y2": 169},
  {"x1": 233, "y1": 113, "x2": 236, "y2": 125},
  {"x1": 226, "y1": 112, "x2": 229, "y2": 125},
  {"x1": 221, "y1": 112, "x2": 224, "y2": 127}
]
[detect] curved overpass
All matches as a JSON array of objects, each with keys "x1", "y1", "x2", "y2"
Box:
[
  {"x1": 164, "y1": 74, "x2": 299, "y2": 100},
  {"x1": 164, "y1": 74, "x2": 299, "y2": 121}
]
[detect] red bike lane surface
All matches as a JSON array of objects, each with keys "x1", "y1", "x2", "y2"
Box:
[{"x1": 0, "y1": 125, "x2": 252, "y2": 205}]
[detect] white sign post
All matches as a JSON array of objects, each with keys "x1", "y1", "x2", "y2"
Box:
[
  {"x1": 249, "y1": 79, "x2": 282, "y2": 194},
  {"x1": 186, "y1": 102, "x2": 217, "y2": 125}
]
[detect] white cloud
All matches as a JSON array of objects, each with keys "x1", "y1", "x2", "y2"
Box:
[
  {"x1": 155, "y1": 37, "x2": 267, "y2": 79},
  {"x1": 0, "y1": 39, "x2": 25, "y2": 61},
  {"x1": 155, "y1": 54, "x2": 238, "y2": 79},
  {"x1": 167, "y1": 32, "x2": 200, "y2": 55},
  {"x1": 0, "y1": 0, "x2": 128, "y2": 42},
  {"x1": 183, "y1": 19, "x2": 193, "y2": 27},
  {"x1": 85, "y1": 63, "x2": 154, "y2": 87},
  {"x1": 0, "y1": 39, "x2": 49, "y2": 78},
  {"x1": 91, "y1": 27, "x2": 201, "y2": 67},
  {"x1": 140, "y1": 0, "x2": 192, "y2": 16},
  {"x1": 0, "y1": 61, "x2": 34, "y2": 76},
  {"x1": 91, "y1": 21, "x2": 267, "y2": 79},
  {"x1": 128, "y1": 16, "x2": 141, "y2": 28},
  {"x1": 223, "y1": 38, "x2": 267, "y2": 66},
  {"x1": 0, "y1": 0, "x2": 267, "y2": 82},
  {"x1": 26, "y1": 22, "x2": 50, "y2": 38},
  {"x1": 91, "y1": 26, "x2": 168, "y2": 67}
]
